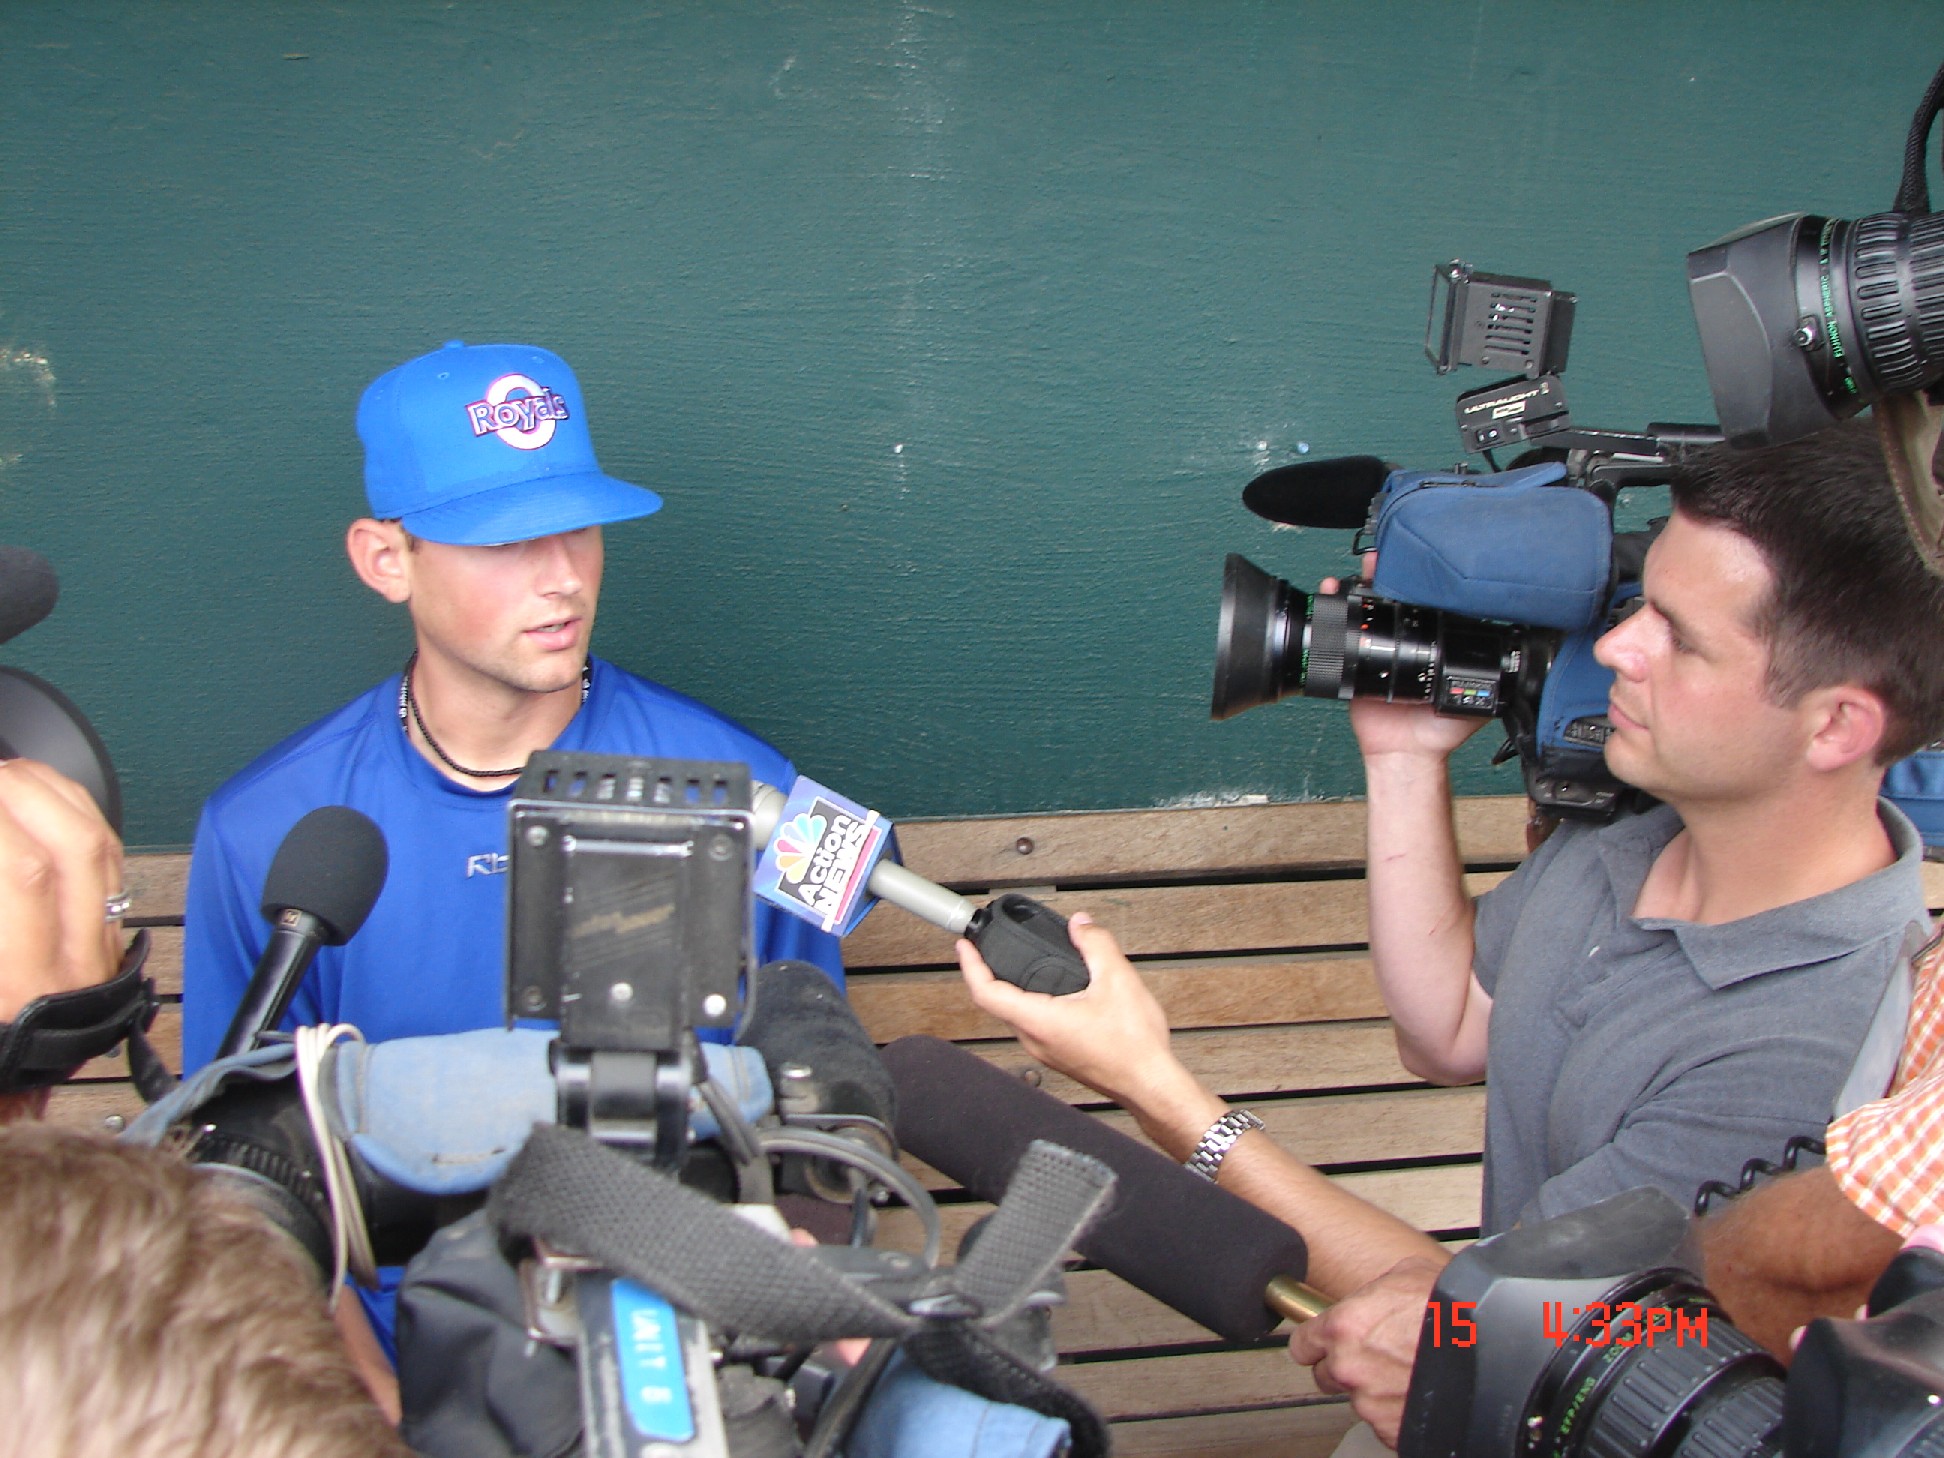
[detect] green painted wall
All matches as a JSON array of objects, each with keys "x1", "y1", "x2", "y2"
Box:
[{"x1": 1, "y1": 2, "x2": 1938, "y2": 846}]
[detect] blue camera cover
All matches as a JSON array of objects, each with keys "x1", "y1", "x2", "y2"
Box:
[
  {"x1": 1884, "y1": 751, "x2": 1944, "y2": 850},
  {"x1": 1370, "y1": 462, "x2": 1613, "y2": 631}
]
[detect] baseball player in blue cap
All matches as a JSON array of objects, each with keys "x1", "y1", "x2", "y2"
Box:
[{"x1": 179, "y1": 341, "x2": 844, "y2": 1368}]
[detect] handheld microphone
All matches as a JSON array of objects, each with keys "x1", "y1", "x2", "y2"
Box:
[
  {"x1": 1241, "y1": 455, "x2": 1392, "y2": 530},
  {"x1": 881, "y1": 1035, "x2": 1327, "y2": 1341},
  {"x1": 214, "y1": 806, "x2": 389, "y2": 1059},
  {"x1": 751, "y1": 780, "x2": 1090, "y2": 996},
  {"x1": 0, "y1": 546, "x2": 58, "y2": 647}
]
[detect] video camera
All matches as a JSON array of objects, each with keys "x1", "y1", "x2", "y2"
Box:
[
  {"x1": 1212, "y1": 261, "x2": 1718, "y2": 819},
  {"x1": 1398, "y1": 1186, "x2": 1944, "y2": 1458}
]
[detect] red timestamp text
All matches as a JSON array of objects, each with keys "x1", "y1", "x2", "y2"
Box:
[
  {"x1": 1423, "y1": 1300, "x2": 1478, "y2": 1347},
  {"x1": 1542, "y1": 1301, "x2": 1709, "y2": 1349}
]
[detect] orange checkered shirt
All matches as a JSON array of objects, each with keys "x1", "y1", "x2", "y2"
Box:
[{"x1": 1827, "y1": 927, "x2": 1944, "y2": 1235}]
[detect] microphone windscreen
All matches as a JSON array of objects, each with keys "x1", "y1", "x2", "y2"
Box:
[
  {"x1": 739, "y1": 960, "x2": 895, "y2": 1129},
  {"x1": 882, "y1": 1035, "x2": 1308, "y2": 1342},
  {"x1": 261, "y1": 806, "x2": 390, "y2": 945},
  {"x1": 0, "y1": 547, "x2": 58, "y2": 647},
  {"x1": 1242, "y1": 455, "x2": 1391, "y2": 529}
]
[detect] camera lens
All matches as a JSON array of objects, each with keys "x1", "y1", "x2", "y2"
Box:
[
  {"x1": 1211, "y1": 555, "x2": 1521, "y2": 721},
  {"x1": 1687, "y1": 210, "x2": 1944, "y2": 449},
  {"x1": 1522, "y1": 1275, "x2": 1784, "y2": 1458}
]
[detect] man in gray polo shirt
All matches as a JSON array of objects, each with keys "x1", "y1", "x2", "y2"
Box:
[{"x1": 959, "y1": 419, "x2": 1944, "y2": 1444}]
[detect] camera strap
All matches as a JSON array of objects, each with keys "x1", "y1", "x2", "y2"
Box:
[
  {"x1": 0, "y1": 931, "x2": 163, "y2": 1098},
  {"x1": 490, "y1": 1123, "x2": 1116, "y2": 1457}
]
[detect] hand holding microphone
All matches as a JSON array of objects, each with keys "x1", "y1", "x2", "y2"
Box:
[{"x1": 956, "y1": 911, "x2": 1180, "y2": 1115}]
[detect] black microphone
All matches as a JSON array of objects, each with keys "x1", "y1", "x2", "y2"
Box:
[
  {"x1": 1241, "y1": 455, "x2": 1391, "y2": 529},
  {"x1": 739, "y1": 959, "x2": 897, "y2": 1206},
  {"x1": 214, "y1": 807, "x2": 389, "y2": 1059},
  {"x1": 0, "y1": 546, "x2": 58, "y2": 647},
  {"x1": 739, "y1": 959, "x2": 896, "y2": 1130},
  {"x1": 881, "y1": 1035, "x2": 1326, "y2": 1342}
]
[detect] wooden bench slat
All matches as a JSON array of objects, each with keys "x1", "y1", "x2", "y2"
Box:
[
  {"x1": 44, "y1": 1082, "x2": 148, "y2": 1133},
  {"x1": 1062, "y1": 1345, "x2": 1332, "y2": 1420},
  {"x1": 889, "y1": 796, "x2": 1533, "y2": 886},
  {"x1": 1108, "y1": 1403, "x2": 1359, "y2": 1458},
  {"x1": 843, "y1": 872, "x2": 1509, "y2": 968},
  {"x1": 138, "y1": 926, "x2": 183, "y2": 998},
  {"x1": 968, "y1": 1021, "x2": 1420, "y2": 1107},
  {"x1": 850, "y1": 952, "x2": 1390, "y2": 1042},
  {"x1": 124, "y1": 851, "x2": 190, "y2": 921}
]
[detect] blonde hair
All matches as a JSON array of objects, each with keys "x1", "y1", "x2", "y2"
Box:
[{"x1": 0, "y1": 1124, "x2": 409, "y2": 1458}]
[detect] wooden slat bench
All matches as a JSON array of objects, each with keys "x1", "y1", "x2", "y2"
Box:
[{"x1": 55, "y1": 797, "x2": 1941, "y2": 1456}]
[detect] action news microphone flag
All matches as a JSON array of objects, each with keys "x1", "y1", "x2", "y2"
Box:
[
  {"x1": 752, "y1": 776, "x2": 895, "y2": 936},
  {"x1": 215, "y1": 806, "x2": 389, "y2": 1060},
  {"x1": 750, "y1": 777, "x2": 1093, "y2": 995},
  {"x1": 1241, "y1": 455, "x2": 1392, "y2": 530},
  {"x1": 882, "y1": 1035, "x2": 1327, "y2": 1343}
]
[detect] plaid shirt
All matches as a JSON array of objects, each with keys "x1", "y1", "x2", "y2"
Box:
[{"x1": 1827, "y1": 927, "x2": 1944, "y2": 1235}]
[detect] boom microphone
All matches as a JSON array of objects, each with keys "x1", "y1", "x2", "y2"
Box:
[
  {"x1": 215, "y1": 806, "x2": 389, "y2": 1059},
  {"x1": 0, "y1": 546, "x2": 58, "y2": 647},
  {"x1": 1241, "y1": 455, "x2": 1392, "y2": 530},
  {"x1": 881, "y1": 1034, "x2": 1325, "y2": 1342}
]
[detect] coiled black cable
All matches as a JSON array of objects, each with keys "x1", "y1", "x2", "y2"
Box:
[{"x1": 1692, "y1": 1135, "x2": 1826, "y2": 1217}]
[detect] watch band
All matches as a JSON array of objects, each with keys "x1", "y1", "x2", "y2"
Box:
[{"x1": 1183, "y1": 1108, "x2": 1265, "y2": 1182}]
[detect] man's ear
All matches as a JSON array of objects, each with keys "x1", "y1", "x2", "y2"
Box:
[
  {"x1": 1803, "y1": 683, "x2": 1891, "y2": 774},
  {"x1": 346, "y1": 519, "x2": 413, "y2": 604}
]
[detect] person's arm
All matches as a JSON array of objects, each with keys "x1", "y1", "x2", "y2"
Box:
[
  {"x1": 0, "y1": 760, "x2": 125, "y2": 1122},
  {"x1": 958, "y1": 914, "x2": 1443, "y2": 1297},
  {"x1": 1355, "y1": 700, "x2": 1495, "y2": 1084},
  {"x1": 1698, "y1": 1165, "x2": 1901, "y2": 1359}
]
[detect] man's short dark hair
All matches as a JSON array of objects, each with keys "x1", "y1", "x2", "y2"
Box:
[
  {"x1": 1669, "y1": 417, "x2": 1944, "y2": 763},
  {"x1": 0, "y1": 1124, "x2": 408, "y2": 1458}
]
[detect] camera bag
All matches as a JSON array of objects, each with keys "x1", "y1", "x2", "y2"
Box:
[{"x1": 1370, "y1": 461, "x2": 1613, "y2": 631}]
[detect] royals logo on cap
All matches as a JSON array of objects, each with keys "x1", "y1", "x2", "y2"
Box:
[
  {"x1": 357, "y1": 340, "x2": 662, "y2": 546},
  {"x1": 464, "y1": 374, "x2": 573, "y2": 450}
]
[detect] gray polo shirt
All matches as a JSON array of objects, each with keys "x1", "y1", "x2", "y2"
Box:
[{"x1": 1473, "y1": 799, "x2": 1927, "y2": 1235}]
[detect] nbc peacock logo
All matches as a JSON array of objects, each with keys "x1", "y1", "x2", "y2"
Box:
[{"x1": 773, "y1": 812, "x2": 828, "y2": 885}]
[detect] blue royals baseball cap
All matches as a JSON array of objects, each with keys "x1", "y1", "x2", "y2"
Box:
[{"x1": 357, "y1": 341, "x2": 663, "y2": 545}]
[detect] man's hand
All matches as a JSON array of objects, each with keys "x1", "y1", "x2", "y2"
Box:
[
  {"x1": 1288, "y1": 1256, "x2": 1443, "y2": 1449},
  {"x1": 1318, "y1": 565, "x2": 1487, "y2": 763},
  {"x1": 0, "y1": 759, "x2": 123, "y2": 1024},
  {"x1": 957, "y1": 913, "x2": 1199, "y2": 1119}
]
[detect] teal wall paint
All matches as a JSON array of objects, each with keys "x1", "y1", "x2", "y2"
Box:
[{"x1": 1, "y1": 3, "x2": 1938, "y2": 846}]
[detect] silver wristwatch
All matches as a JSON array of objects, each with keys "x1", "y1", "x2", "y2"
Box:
[{"x1": 1183, "y1": 1108, "x2": 1265, "y2": 1182}]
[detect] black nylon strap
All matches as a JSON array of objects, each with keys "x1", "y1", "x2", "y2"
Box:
[
  {"x1": 0, "y1": 931, "x2": 155, "y2": 1094},
  {"x1": 491, "y1": 1122, "x2": 918, "y2": 1344},
  {"x1": 492, "y1": 1126, "x2": 1121, "y2": 1449}
]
